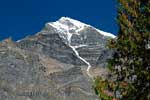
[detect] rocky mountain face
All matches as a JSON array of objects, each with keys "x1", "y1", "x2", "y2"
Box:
[{"x1": 0, "y1": 17, "x2": 116, "y2": 100}]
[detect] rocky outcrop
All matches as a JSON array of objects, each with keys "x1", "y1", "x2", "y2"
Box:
[{"x1": 71, "y1": 27, "x2": 113, "y2": 66}]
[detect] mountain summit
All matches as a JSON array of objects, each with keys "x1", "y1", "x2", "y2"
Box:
[
  {"x1": 0, "y1": 17, "x2": 115, "y2": 100},
  {"x1": 48, "y1": 17, "x2": 116, "y2": 41},
  {"x1": 47, "y1": 17, "x2": 115, "y2": 76}
]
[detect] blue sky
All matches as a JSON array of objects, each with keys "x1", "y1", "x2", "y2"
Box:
[{"x1": 0, "y1": 0, "x2": 118, "y2": 41}]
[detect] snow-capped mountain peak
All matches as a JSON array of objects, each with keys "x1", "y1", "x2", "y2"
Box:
[
  {"x1": 48, "y1": 17, "x2": 88, "y2": 42},
  {"x1": 48, "y1": 17, "x2": 116, "y2": 39},
  {"x1": 16, "y1": 17, "x2": 116, "y2": 78},
  {"x1": 58, "y1": 17, "x2": 87, "y2": 29},
  {"x1": 48, "y1": 17, "x2": 87, "y2": 36}
]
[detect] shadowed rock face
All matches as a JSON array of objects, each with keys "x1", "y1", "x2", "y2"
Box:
[
  {"x1": 0, "y1": 17, "x2": 115, "y2": 100},
  {"x1": 71, "y1": 27, "x2": 113, "y2": 66},
  {"x1": 18, "y1": 33, "x2": 85, "y2": 65}
]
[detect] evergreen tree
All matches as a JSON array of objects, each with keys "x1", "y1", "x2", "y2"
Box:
[{"x1": 95, "y1": 0, "x2": 150, "y2": 99}]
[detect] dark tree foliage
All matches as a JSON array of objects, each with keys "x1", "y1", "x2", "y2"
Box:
[{"x1": 95, "y1": 0, "x2": 150, "y2": 100}]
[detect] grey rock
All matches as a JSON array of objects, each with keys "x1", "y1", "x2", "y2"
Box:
[{"x1": 18, "y1": 33, "x2": 85, "y2": 65}]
